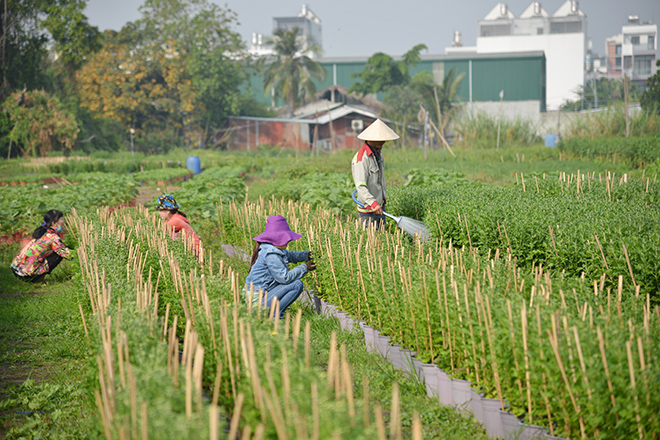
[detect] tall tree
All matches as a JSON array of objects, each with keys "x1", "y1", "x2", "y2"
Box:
[
  {"x1": 0, "y1": 0, "x2": 100, "y2": 100},
  {"x1": 262, "y1": 28, "x2": 325, "y2": 114},
  {"x1": 641, "y1": 60, "x2": 660, "y2": 115},
  {"x1": 349, "y1": 44, "x2": 427, "y2": 96},
  {"x1": 78, "y1": 0, "x2": 252, "y2": 150},
  {"x1": 3, "y1": 89, "x2": 79, "y2": 157}
]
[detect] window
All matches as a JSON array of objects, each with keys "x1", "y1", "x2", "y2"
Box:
[
  {"x1": 537, "y1": 27, "x2": 544, "y2": 35},
  {"x1": 432, "y1": 62, "x2": 445, "y2": 85},
  {"x1": 649, "y1": 37, "x2": 655, "y2": 50},
  {"x1": 615, "y1": 45, "x2": 622, "y2": 55},
  {"x1": 631, "y1": 36, "x2": 640, "y2": 45},
  {"x1": 634, "y1": 55, "x2": 654, "y2": 76},
  {"x1": 615, "y1": 58, "x2": 621, "y2": 67}
]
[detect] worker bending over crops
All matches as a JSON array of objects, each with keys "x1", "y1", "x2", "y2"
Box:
[
  {"x1": 244, "y1": 215, "x2": 315, "y2": 318},
  {"x1": 11, "y1": 210, "x2": 72, "y2": 283},
  {"x1": 156, "y1": 194, "x2": 201, "y2": 253},
  {"x1": 351, "y1": 119, "x2": 399, "y2": 230}
]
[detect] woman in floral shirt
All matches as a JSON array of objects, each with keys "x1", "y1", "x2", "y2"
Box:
[{"x1": 11, "y1": 210, "x2": 71, "y2": 283}]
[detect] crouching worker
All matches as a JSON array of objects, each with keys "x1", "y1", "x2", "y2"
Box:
[
  {"x1": 11, "y1": 210, "x2": 72, "y2": 283},
  {"x1": 244, "y1": 215, "x2": 315, "y2": 318},
  {"x1": 156, "y1": 194, "x2": 201, "y2": 254}
]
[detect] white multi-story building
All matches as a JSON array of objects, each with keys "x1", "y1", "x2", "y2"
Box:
[
  {"x1": 472, "y1": 1, "x2": 586, "y2": 110},
  {"x1": 605, "y1": 17, "x2": 657, "y2": 87},
  {"x1": 621, "y1": 16, "x2": 657, "y2": 86},
  {"x1": 249, "y1": 4, "x2": 323, "y2": 58}
]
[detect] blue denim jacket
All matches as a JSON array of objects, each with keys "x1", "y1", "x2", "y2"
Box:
[{"x1": 244, "y1": 243, "x2": 309, "y2": 302}]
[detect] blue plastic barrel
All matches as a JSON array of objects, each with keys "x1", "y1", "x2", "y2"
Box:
[
  {"x1": 186, "y1": 156, "x2": 201, "y2": 174},
  {"x1": 544, "y1": 134, "x2": 558, "y2": 148}
]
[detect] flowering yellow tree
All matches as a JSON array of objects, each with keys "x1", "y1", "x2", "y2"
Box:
[{"x1": 77, "y1": 0, "x2": 249, "y2": 151}]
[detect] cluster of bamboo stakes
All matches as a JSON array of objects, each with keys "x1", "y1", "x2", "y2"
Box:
[
  {"x1": 514, "y1": 169, "x2": 656, "y2": 199},
  {"x1": 222, "y1": 197, "x2": 660, "y2": 439},
  {"x1": 72, "y1": 207, "x2": 419, "y2": 439}
]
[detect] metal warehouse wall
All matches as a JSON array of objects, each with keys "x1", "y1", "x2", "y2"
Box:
[{"x1": 248, "y1": 53, "x2": 546, "y2": 112}]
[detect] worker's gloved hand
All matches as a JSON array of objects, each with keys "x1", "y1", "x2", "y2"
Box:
[
  {"x1": 305, "y1": 260, "x2": 316, "y2": 271},
  {"x1": 307, "y1": 251, "x2": 313, "y2": 261}
]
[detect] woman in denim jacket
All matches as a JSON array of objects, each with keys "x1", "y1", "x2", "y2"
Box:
[{"x1": 245, "y1": 215, "x2": 315, "y2": 317}]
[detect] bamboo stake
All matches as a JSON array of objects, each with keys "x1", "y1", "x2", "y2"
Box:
[
  {"x1": 212, "y1": 361, "x2": 223, "y2": 406},
  {"x1": 547, "y1": 326, "x2": 585, "y2": 438},
  {"x1": 141, "y1": 401, "x2": 148, "y2": 440},
  {"x1": 594, "y1": 233, "x2": 609, "y2": 270},
  {"x1": 311, "y1": 382, "x2": 320, "y2": 440},
  {"x1": 363, "y1": 377, "x2": 370, "y2": 430},
  {"x1": 412, "y1": 412, "x2": 423, "y2": 440},
  {"x1": 596, "y1": 326, "x2": 617, "y2": 411},
  {"x1": 622, "y1": 244, "x2": 637, "y2": 287},
  {"x1": 304, "y1": 321, "x2": 311, "y2": 369},
  {"x1": 626, "y1": 340, "x2": 644, "y2": 439},
  {"x1": 94, "y1": 390, "x2": 112, "y2": 440},
  {"x1": 390, "y1": 382, "x2": 402, "y2": 440},
  {"x1": 374, "y1": 406, "x2": 386, "y2": 440},
  {"x1": 79, "y1": 304, "x2": 92, "y2": 354},
  {"x1": 209, "y1": 404, "x2": 219, "y2": 440},
  {"x1": 293, "y1": 309, "x2": 302, "y2": 354},
  {"x1": 483, "y1": 296, "x2": 504, "y2": 410},
  {"x1": 521, "y1": 301, "x2": 532, "y2": 422},
  {"x1": 341, "y1": 345, "x2": 356, "y2": 419}
]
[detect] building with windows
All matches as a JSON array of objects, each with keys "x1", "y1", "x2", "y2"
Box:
[
  {"x1": 472, "y1": 1, "x2": 586, "y2": 110},
  {"x1": 605, "y1": 33, "x2": 623, "y2": 76},
  {"x1": 249, "y1": 4, "x2": 322, "y2": 58},
  {"x1": 622, "y1": 16, "x2": 657, "y2": 86}
]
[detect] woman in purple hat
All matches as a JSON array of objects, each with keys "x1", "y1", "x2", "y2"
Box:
[{"x1": 245, "y1": 215, "x2": 315, "y2": 317}]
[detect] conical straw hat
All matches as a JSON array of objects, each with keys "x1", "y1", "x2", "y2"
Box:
[{"x1": 357, "y1": 119, "x2": 400, "y2": 141}]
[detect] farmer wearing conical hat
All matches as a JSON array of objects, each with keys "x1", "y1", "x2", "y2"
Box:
[{"x1": 351, "y1": 119, "x2": 399, "y2": 230}]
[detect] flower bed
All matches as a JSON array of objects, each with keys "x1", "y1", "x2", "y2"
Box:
[{"x1": 220, "y1": 197, "x2": 660, "y2": 438}]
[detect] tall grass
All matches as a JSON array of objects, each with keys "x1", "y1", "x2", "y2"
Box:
[
  {"x1": 453, "y1": 112, "x2": 541, "y2": 149},
  {"x1": 565, "y1": 105, "x2": 660, "y2": 138}
]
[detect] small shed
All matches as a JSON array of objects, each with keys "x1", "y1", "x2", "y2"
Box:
[{"x1": 214, "y1": 105, "x2": 420, "y2": 151}]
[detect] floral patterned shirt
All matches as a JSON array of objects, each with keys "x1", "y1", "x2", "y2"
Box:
[{"x1": 11, "y1": 229, "x2": 71, "y2": 277}]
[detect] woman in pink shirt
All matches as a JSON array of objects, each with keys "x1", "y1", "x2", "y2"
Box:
[
  {"x1": 156, "y1": 194, "x2": 201, "y2": 253},
  {"x1": 11, "y1": 210, "x2": 72, "y2": 283}
]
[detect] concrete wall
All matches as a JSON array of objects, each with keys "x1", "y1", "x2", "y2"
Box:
[
  {"x1": 467, "y1": 100, "x2": 541, "y2": 121},
  {"x1": 453, "y1": 101, "x2": 642, "y2": 138},
  {"x1": 477, "y1": 32, "x2": 585, "y2": 110}
]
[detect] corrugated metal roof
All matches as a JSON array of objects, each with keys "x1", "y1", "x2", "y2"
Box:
[
  {"x1": 230, "y1": 105, "x2": 382, "y2": 125},
  {"x1": 317, "y1": 51, "x2": 545, "y2": 64},
  {"x1": 229, "y1": 116, "x2": 316, "y2": 124},
  {"x1": 312, "y1": 106, "x2": 380, "y2": 125}
]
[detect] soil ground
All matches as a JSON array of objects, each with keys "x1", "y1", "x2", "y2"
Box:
[{"x1": 134, "y1": 185, "x2": 180, "y2": 206}]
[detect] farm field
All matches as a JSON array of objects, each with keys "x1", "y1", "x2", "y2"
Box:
[{"x1": 1, "y1": 137, "x2": 660, "y2": 439}]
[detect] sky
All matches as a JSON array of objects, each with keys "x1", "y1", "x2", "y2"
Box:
[{"x1": 85, "y1": 0, "x2": 660, "y2": 58}]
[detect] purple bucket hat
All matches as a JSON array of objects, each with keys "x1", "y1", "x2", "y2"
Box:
[{"x1": 253, "y1": 215, "x2": 302, "y2": 246}]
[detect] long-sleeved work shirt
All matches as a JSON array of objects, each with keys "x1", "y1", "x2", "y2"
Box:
[
  {"x1": 351, "y1": 142, "x2": 385, "y2": 213},
  {"x1": 244, "y1": 243, "x2": 310, "y2": 303}
]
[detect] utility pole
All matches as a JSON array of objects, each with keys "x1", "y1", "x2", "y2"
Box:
[
  {"x1": 593, "y1": 76, "x2": 598, "y2": 109},
  {"x1": 496, "y1": 90, "x2": 503, "y2": 151},
  {"x1": 623, "y1": 74, "x2": 630, "y2": 138}
]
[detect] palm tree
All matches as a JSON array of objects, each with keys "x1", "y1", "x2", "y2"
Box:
[{"x1": 262, "y1": 28, "x2": 326, "y2": 115}]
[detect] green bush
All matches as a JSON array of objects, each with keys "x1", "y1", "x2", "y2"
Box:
[{"x1": 558, "y1": 135, "x2": 660, "y2": 168}]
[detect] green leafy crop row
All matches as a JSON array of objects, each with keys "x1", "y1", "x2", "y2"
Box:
[
  {"x1": 558, "y1": 135, "x2": 660, "y2": 169},
  {"x1": 221, "y1": 198, "x2": 660, "y2": 439},
  {"x1": 388, "y1": 173, "x2": 660, "y2": 296}
]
